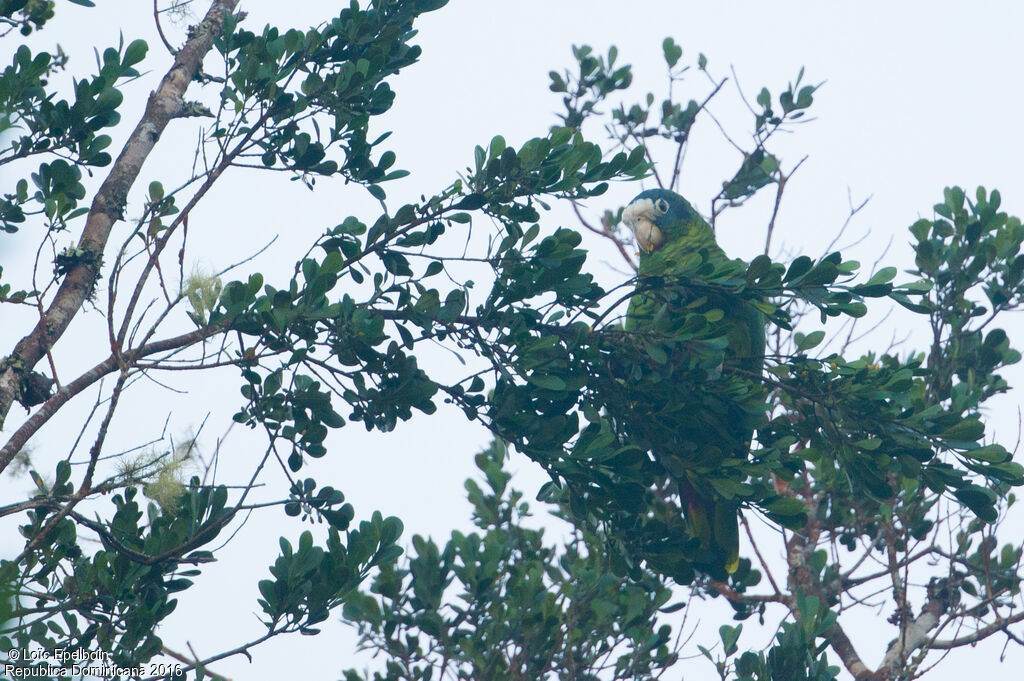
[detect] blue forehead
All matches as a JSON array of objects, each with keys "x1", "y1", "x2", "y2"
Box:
[{"x1": 631, "y1": 189, "x2": 695, "y2": 222}]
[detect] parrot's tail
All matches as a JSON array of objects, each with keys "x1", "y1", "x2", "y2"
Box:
[{"x1": 679, "y1": 478, "x2": 740, "y2": 574}]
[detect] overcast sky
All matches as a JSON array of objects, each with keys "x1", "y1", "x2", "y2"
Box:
[{"x1": 3, "y1": 1, "x2": 1024, "y2": 679}]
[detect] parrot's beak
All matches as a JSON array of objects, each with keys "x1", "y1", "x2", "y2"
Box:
[
  {"x1": 631, "y1": 216, "x2": 663, "y2": 253},
  {"x1": 622, "y1": 199, "x2": 664, "y2": 253}
]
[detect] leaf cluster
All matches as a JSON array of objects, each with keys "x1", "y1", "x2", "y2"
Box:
[{"x1": 342, "y1": 441, "x2": 678, "y2": 681}]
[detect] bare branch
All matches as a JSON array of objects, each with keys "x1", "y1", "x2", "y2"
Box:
[
  {"x1": 0, "y1": 0, "x2": 239, "y2": 430},
  {"x1": 0, "y1": 323, "x2": 228, "y2": 471}
]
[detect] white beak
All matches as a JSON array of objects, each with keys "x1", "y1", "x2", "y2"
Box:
[
  {"x1": 632, "y1": 216, "x2": 663, "y2": 252},
  {"x1": 622, "y1": 198, "x2": 664, "y2": 252}
]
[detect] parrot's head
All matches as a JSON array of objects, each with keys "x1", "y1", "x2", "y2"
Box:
[{"x1": 622, "y1": 189, "x2": 705, "y2": 254}]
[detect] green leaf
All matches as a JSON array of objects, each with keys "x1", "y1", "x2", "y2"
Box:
[
  {"x1": 526, "y1": 374, "x2": 566, "y2": 391},
  {"x1": 763, "y1": 497, "x2": 805, "y2": 516},
  {"x1": 662, "y1": 37, "x2": 682, "y2": 68},
  {"x1": 954, "y1": 485, "x2": 998, "y2": 522},
  {"x1": 794, "y1": 330, "x2": 825, "y2": 352},
  {"x1": 756, "y1": 87, "x2": 771, "y2": 110},
  {"x1": 489, "y1": 135, "x2": 506, "y2": 158},
  {"x1": 122, "y1": 39, "x2": 148, "y2": 69},
  {"x1": 456, "y1": 194, "x2": 486, "y2": 210},
  {"x1": 940, "y1": 419, "x2": 985, "y2": 443},
  {"x1": 796, "y1": 594, "x2": 820, "y2": 636},
  {"x1": 866, "y1": 266, "x2": 897, "y2": 286},
  {"x1": 719, "y1": 624, "x2": 741, "y2": 655},
  {"x1": 967, "y1": 444, "x2": 1010, "y2": 464}
]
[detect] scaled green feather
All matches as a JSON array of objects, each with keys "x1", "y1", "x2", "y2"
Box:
[{"x1": 621, "y1": 188, "x2": 766, "y2": 575}]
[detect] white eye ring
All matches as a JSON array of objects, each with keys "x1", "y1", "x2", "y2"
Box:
[{"x1": 654, "y1": 198, "x2": 669, "y2": 214}]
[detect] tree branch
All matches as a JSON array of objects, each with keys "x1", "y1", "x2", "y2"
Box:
[
  {"x1": 873, "y1": 577, "x2": 959, "y2": 680},
  {"x1": 0, "y1": 0, "x2": 238, "y2": 428},
  {"x1": 0, "y1": 323, "x2": 227, "y2": 473},
  {"x1": 824, "y1": 622, "x2": 874, "y2": 681},
  {"x1": 930, "y1": 609, "x2": 1024, "y2": 650}
]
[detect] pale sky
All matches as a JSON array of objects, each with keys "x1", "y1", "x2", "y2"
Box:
[{"x1": 3, "y1": 2, "x2": 1024, "y2": 679}]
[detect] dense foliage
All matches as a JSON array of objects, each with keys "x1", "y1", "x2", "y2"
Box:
[{"x1": 0, "y1": 2, "x2": 1022, "y2": 680}]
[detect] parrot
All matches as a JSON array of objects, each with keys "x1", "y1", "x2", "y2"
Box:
[{"x1": 620, "y1": 188, "x2": 766, "y2": 575}]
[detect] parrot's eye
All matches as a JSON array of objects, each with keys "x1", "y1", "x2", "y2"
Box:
[{"x1": 654, "y1": 198, "x2": 669, "y2": 214}]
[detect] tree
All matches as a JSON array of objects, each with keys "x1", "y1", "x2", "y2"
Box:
[
  {"x1": 0, "y1": 3, "x2": 1022, "y2": 681},
  {"x1": 342, "y1": 439, "x2": 679, "y2": 681}
]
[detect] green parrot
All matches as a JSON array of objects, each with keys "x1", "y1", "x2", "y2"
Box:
[{"x1": 621, "y1": 188, "x2": 766, "y2": 575}]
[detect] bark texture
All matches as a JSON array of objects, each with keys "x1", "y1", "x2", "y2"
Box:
[{"x1": 0, "y1": 0, "x2": 239, "y2": 432}]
